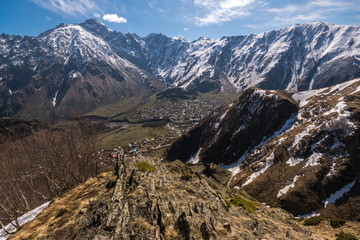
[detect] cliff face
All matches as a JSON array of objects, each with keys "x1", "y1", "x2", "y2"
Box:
[{"x1": 11, "y1": 154, "x2": 321, "y2": 240}]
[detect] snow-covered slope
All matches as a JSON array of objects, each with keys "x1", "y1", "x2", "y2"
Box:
[
  {"x1": 0, "y1": 202, "x2": 50, "y2": 239},
  {"x1": 0, "y1": 19, "x2": 164, "y2": 119},
  {"x1": 166, "y1": 78, "x2": 360, "y2": 220},
  {"x1": 143, "y1": 22, "x2": 360, "y2": 92}
]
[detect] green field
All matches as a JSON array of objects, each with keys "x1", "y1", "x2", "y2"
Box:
[{"x1": 97, "y1": 124, "x2": 172, "y2": 149}]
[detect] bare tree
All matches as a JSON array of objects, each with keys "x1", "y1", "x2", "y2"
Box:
[{"x1": 0, "y1": 120, "x2": 100, "y2": 231}]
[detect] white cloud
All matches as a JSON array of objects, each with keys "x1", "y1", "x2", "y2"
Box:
[
  {"x1": 193, "y1": 0, "x2": 256, "y2": 26},
  {"x1": 265, "y1": 0, "x2": 358, "y2": 26},
  {"x1": 309, "y1": 0, "x2": 353, "y2": 9},
  {"x1": 94, "y1": 13, "x2": 101, "y2": 18},
  {"x1": 102, "y1": 13, "x2": 127, "y2": 23},
  {"x1": 148, "y1": 1, "x2": 168, "y2": 13},
  {"x1": 32, "y1": 0, "x2": 99, "y2": 17},
  {"x1": 184, "y1": 27, "x2": 189, "y2": 31},
  {"x1": 188, "y1": 0, "x2": 358, "y2": 30}
]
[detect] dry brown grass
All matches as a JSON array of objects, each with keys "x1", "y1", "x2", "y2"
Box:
[
  {"x1": 10, "y1": 172, "x2": 113, "y2": 240},
  {"x1": 303, "y1": 219, "x2": 360, "y2": 240}
]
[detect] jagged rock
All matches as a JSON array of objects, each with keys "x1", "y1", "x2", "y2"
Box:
[
  {"x1": 223, "y1": 223, "x2": 231, "y2": 233},
  {"x1": 200, "y1": 222, "x2": 212, "y2": 240},
  {"x1": 175, "y1": 212, "x2": 190, "y2": 240}
]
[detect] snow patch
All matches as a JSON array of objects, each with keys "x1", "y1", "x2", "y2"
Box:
[
  {"x1": 52, "y1": 90, "x2": 59, "y2": 107},
  {"x1": 292, "y1": 88, "x2": 325, "y2": 107},
  {"x1": 220, "y1": 153, "x2": 247, "y2": 176},
  {"x1": 221, "y1": 114, "x2": 295, "y2": 176},
  {"x1": 327, "y1": 159, "x2": 337, "y2": 177},
  {"x1": 296, "y1": 211, "x2": 320, "y2": 219},
  {"x1": 323, "y1": 180, "x2": 356, "y2": 207},
  {"x1": 327, "y1": 78, "x2": 360, "y2": 95},
  {"x1": 0, "y1": 201, "x2": 50, "y2": 239},
  {"x1": 253, "y1": 89, "x2": 278, "y2": 99},
  {"x1": 277, "y1": 175, "x2": 299, "y2": 198},
  {"x1": 286, "y1": 156, "x2": 304, "y2": 166},
  {"x1": 214, "y1": 110, "x2": 228, "y2": 129},
  {"x1": 69, "y1": 70, "x2": 82, "y2": 79},
  {"x1": 242, "y1": 152, "x2": 274, "y2": 186},
  {"x1": 291, "y1": 123, "x2": 316, "y2": 148},
  {"x1": 350, "y1": 85, "x2": 360, "y2": 95},
  {"x1": 304, "y1": 152, "x2": 322, "y2": 167},
  {"x1": 186, "y1": 148, "x2": 202, "y2": 164}
]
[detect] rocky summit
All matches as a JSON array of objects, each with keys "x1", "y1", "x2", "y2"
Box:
[{"x1": 166, "y1": 78, "x2": 360, "y2": 221}]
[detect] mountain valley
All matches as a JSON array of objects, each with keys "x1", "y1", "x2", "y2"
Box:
[{"x1": 1, "y1": 18, "x2": 360, "y2": 240}]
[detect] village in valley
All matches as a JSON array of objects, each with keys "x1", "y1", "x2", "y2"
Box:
[
  {"x1": 97, "y1": 97, "x2": 228, "y2": 165},
  {"x1": 138, "y1": 99, "x2": 222, "y2": 124}
]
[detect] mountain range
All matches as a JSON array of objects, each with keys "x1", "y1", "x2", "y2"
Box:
[{"x1": 1, "y1": 19, "x2": 359, "y2": 119}]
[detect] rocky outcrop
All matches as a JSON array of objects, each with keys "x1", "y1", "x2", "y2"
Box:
[{"x1": 12, "y1": 153, "x2": 320, "y2": 239}]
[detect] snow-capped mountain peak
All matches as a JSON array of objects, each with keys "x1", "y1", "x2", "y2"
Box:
[{"x1": 80, "y1": 18, "x2": 114, "y2": 35}]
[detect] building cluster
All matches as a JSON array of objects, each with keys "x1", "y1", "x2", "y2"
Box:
[{"x1": 139, "y1": 99, "x2": 222, "y2": 124}]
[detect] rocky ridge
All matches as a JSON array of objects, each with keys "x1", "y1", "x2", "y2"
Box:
[
  {"x1": 166, "y1": 78, "x2": 360, "y2": 220},
  {"x1": 10, "y1": 153, "x2": 325, "y2": 240}
]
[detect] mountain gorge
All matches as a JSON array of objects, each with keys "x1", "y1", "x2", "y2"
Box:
[
  {"x1": 166, "y1": 79, "x2": 360, "y2": 221},
  {"x1": 1, "y1": 19, "x2": 360, "y2": 119}
]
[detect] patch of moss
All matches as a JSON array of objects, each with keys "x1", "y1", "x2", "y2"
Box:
[
  {"x1": 225, "y1": 200, "x2": 232, "y2": 208},
  {"x1": 335, "y1": 231, "x2": 358, "y2": 240},
  {"x1": 303, "y1": 216, "x2": 325, "y2": 226},
  {"x1": 135, "y1": 162, "x2": 156, "y2": 172},
  {"x1": 330, "y1": 218, "x2": 346, "y2": 228},
  {"x1": 211, "y1": 206, "x2": 218, "y2": 211},
  {"x1": 181, "y1": 172, "x2": 193, "y2": 181},
  {"x1": 226, "y1": 195, "x2": 258, "y2": 213}
]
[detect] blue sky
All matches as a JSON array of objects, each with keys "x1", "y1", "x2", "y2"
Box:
[{"x1": 1, "y1": 0, "x2": 359, "y2": 40}]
